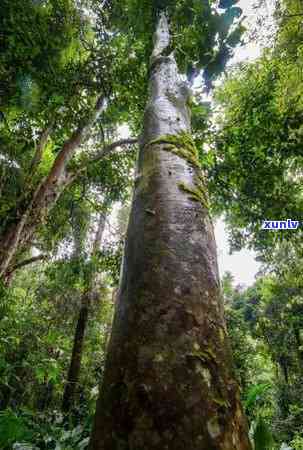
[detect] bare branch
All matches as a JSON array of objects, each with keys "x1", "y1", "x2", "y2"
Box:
[
  {"x1": 7, "y1": 254, "x2": 47, "y2": 275},
  {"x1": 89, "y1": 138, "x2": 138, "y2": 164},
  {"x1": 68, "y1": 137, "x2": 138, "y2": 184}
]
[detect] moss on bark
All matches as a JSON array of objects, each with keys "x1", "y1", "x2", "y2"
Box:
[
  {"x1": 147, "y1": 132, "x2": 200, "y2": 169},
  {"x1": 147, "y1": 132, "x2": 210, "y2": 210}
]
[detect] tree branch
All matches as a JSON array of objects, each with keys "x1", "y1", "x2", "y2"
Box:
[
  {"x1": 90, "y1": 138, "x2": 138, "y2": 164},
  {"x1": 68, "y1": 137, "x2": 138, "y2": 183},
  {"x1": 30, "y1": 122, "x2": 54, "y2": 173},
  {"x1": 7, "y1": 254, "x2": 47, "y2": 274}
]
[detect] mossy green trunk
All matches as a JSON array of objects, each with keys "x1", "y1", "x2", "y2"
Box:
[{"x1": 89, "y1": 13, "x2": 251, "y2": 450}]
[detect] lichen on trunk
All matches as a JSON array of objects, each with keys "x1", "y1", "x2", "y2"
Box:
[{"x1": 89, "y1": 12, "x2": 251, "y2": 450}]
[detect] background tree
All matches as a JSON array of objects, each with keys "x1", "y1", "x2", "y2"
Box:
[
  {"x1": 62, "y1": 204, "x2": 109, "y2": 413},
  {"x1": 0, "y1": 0, "x2": 137, "y2": 282}
]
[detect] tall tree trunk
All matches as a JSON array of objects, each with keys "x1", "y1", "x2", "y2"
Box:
[
  {"x1": 62, "y1": 212, "x2": 106, "y2": 413},
  {"x1": 89, "y1": 13, "x2": 251, "y2": 450},
  {"x1": 279, "y1": 356, "x2": 289, "y2": 384}
]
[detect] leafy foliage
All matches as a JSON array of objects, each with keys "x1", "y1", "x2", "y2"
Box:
[
  {"x1": 109, "y1": 0, "x2": 245, "y2": 89},
  {"x1": 210, "y1": 0, "x2": 303, "y2": 255},
  {"x1": 225, "y1": 264, "x2": 303, "y2": 447}
]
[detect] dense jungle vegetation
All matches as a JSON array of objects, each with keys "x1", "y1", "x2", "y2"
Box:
[{"x1": 0, "y1": 0, "x2": 302, "y2": 448}]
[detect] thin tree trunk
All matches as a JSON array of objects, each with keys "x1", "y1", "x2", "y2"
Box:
[
  {"x1": 62, "y1": 300, "x2": 90, "y2": 413},
  {"x1": 62, "y1": 212, "x2": 106, "y2": 413},
  {"x1": 0, "y1": 100, "x2": 135, "y2": 282},
  {"x1": 294, "y1": 327, "x2": 303, "y2": 369},
  {"x1": 89, "y1": 13, "x2": 251, "y2": 450},
  {"x1": 278, "y1": 356, "x2": 289, "y2": 384},
  {"x1": 0, "y1": 96, "x2": 105, "y2": 279}
]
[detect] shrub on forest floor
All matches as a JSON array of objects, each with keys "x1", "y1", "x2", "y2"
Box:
[{"x1": 0, "y1": 408, "x2": 91, "y2": 450}]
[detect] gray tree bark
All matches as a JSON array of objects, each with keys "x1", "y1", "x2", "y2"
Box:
[{"x1": 89, "y1": 13, "x2": 251, "y2": 450}]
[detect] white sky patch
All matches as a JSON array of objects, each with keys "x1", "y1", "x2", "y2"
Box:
[
  {"x1": 232, "y1": 40, "x2": 260, "y2": 64},
  {"x1": 215, "y1": 218, "x2": 260, "y2": 287},
  {"x1": 231, "y1": 0, "x2": 276, "y2": 65},
  {"x1": 0, "y1": 153, "x2": 20, "y2": 169}
]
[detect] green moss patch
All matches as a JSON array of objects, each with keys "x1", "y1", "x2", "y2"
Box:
[
  {"x1": 147, "y1": 132, "x2": 200, "y2": 169},
  {"x1": 146, "y1": 132, "x2": 209, "y2": 210}
]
